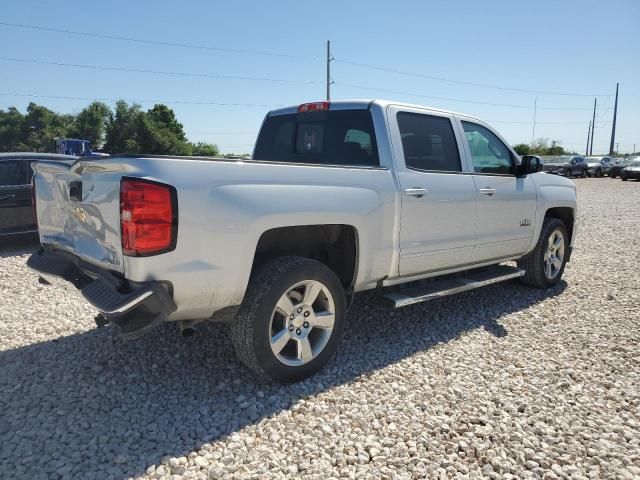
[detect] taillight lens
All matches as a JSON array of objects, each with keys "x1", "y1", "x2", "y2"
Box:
[{"x1": 120, "y1": 178, "x2": 177, "y2": 256}]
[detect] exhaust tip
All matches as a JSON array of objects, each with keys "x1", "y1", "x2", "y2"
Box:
[{"x1": 180, "y1": 327, "x2": 195, "y2": 338}]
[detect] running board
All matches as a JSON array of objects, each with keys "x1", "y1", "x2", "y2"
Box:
[{"x1": 381, "y1": 265, "x2": 525, "y2": 308}]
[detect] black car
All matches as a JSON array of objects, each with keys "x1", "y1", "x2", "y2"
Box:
[
  {"x1": 542, "y1": 155, "x2": 588, "y2": 177},
  {"x1": 0, "y1": 153, "x2": 77, "y2": 237},
  {"x1": 620, "y1": 158, "x2": 640, "y2": 181},
  {"x1": 609, "y1": 158, "x2": 637, "y2": 179}
]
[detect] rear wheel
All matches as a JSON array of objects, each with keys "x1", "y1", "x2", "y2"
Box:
[
  {"x1": 517, "y1": 218, "x2": 568, "y2": 289},
  {"x1": 595, "y1": 168, "x2": 602, "y2": 178},
  {"x1": 621, "y1": 172, "x2": 628, "y2": 181},
  {"x1": 610, "y1": 172, "x2": 617, "y2": 178},
  {"x1": 231, "y1": 256, "x2": 346, "y2": 383}
]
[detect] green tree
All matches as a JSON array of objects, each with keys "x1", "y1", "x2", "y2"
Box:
[
  {"x1": 513, "y1": 143, "x2": 531, "y2": 155},
  {"x1": 135, "y1": 104, "x2": 192, "y2": 155},
  {"x1": 22, "y1": 103, "x2": 73, "y2": 152},
  {"x1": 104, "y1": 100, "x2": 143, "y2": 153},
  {"x1": 72, "y1": 102, "x2": 111, "y2": 148},
  {"x1": 190, "y1": 141, "x2": 219, "y2": 156},
  {"x1": 0, "y1": 107, "x2": 27, "y2": 152}
]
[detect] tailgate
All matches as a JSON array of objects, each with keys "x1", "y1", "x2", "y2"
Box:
[{"x1": 33, "y1": 160, "x2": 125, "y2": 273}]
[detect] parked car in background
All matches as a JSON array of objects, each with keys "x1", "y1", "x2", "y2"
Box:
[
  {"x1": 620, "y1": 158, "x2": 640, "y2": 181},
  {"x1": 586, "y1": 156, "x2": 612, "y2": 177},
  {"x1": 542, "y1": 155, "x2": 588, "y2": 177},
  {"x1": 608, "y1": 158, "x2": 636, "y2": 178},
  {"x1": 0, "y1": 153, "x2": 78, "y2": 237}
]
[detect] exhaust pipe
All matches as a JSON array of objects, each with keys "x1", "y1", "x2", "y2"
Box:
[{"x1": 178, "y1": 320, "x2": 196, "y2": 338}]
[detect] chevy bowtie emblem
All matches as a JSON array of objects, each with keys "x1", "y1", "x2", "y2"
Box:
[
  {"x1": 520, "y1": 218, "x2": 531, "y2": 227},
  {"x1": 74, "y1": 207, "x2": 88, "y2": 223}
]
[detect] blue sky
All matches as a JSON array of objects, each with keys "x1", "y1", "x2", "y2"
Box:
[{"x1": 1, "y1": 0, "x2": 638, "y2": 154}]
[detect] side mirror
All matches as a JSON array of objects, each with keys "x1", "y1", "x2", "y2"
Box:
[{"x1": 518, "y1": 155, "x2": 543, "y2": 176}]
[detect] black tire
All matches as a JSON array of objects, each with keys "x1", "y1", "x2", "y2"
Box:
[
  {"x1": 621, "y1": 174, "x2": 628, "y2": 181},
  {"x1": 230, "y1": 256, "x2": 346, "y2": 383},
  {"x1": 610, "y1": 172, "x2": 617, "y2": 178},
  {"x1": 595, "y1": 168, "x2": 602, "y2": 178},
  {"x1": 517, "y1": 218, "x2": 569, "y2": 289}
]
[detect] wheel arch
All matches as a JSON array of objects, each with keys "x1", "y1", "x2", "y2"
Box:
[
  {"x1": 544, "y1": 206, "x2": 575, "y2": 246},
  {"x1": 251, "y1": 224, "x2": 360, "y2": 304}
]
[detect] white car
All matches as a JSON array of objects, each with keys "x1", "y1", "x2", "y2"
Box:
[{"x1": 28, "y1": 100, "x2": 577, "y2": 382}]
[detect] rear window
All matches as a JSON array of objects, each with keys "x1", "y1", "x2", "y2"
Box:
[{"x1": 253, "y1": 109, "x2": 379, "y2": 167}]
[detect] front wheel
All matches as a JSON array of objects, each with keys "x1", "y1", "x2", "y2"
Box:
[
  {"x1": 231, "y1": 256, "x2": 346, "y2": 383},
  {"x1": 610, "y1": 172, "x2": 617, "y2": 178},
  {"x1": 595, "y1": 168, "x2": 602, "y2": 178},
  {"x1": 621, "y1": 173, "x2": 628, "y2": 181},
  {"x1": 517, "y1": 218, "x2": 568, "y2": 289}
]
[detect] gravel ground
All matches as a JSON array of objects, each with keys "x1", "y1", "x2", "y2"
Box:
[{"x1": 1, "y1": 178, "x2": 639, "y2": 480}]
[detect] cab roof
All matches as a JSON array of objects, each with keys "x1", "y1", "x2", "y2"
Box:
[{"x1": 267, "y1": 99, "x2": 482, "y2": 122}]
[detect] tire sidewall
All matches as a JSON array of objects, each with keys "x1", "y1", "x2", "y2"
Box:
[
  {"x1": 250, "y1": 260, "x2": 346, "y2": 383},
  {"x1": 538, "y1": 220, "x2": 569, "y2": 287}
]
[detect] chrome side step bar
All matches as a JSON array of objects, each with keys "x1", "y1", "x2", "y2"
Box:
[{"x1": 381, "y1": 265, "x2": 525, "y2": 308}]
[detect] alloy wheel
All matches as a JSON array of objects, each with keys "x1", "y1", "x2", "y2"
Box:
[{"x1": 269, "y1": 280, "x2": 336, "y2": 366}]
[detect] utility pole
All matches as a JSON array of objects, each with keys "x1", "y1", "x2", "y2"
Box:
[
  {"x1": 585, "y1": 120, "x2": 591, "y2": 156},
  {"x1": 326, "y1": 40, "x2": 334, "y2": 101},
  {"x1": 589, "y1": 98, "x2": 597, "y2": 155},
  {"x1": 531, "y1": 97, "x2": 537, "y2": 148},
  {"x1": 609, "y1": 82, "x2": 619, "y2": 155}
]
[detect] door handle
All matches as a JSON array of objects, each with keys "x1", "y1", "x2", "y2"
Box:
[
  {"x1": 479, "y1": 187, "x2": 496, "y2": 196},
  {"x1": 404, "y1": 187, "x2": 428, "y2": 198},
  {"x1": 0, "y1": 194, "x2": 16, "y2": 200}
]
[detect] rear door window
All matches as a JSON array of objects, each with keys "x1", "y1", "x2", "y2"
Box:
[
  {"x1": 396, "y1": 112, "x2": 462, "y2": 172},
  {"x1": 254, "y1": 109, "x2": 379, "y2": 167}
]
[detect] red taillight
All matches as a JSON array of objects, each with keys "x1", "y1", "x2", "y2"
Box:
[
  {"x1": 120, "y1": 178, "x2": 177, "y2": 256},
  {"x1": 297, "y1": 102, "x2": 330, "y2": 113}
]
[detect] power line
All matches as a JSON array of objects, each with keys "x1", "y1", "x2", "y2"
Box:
[
  {"x1": 0, "y1": 56, "x2": 323, "y2": 85},
  {"x1": 0, "y1": 21, "x2": 301, "y2": 59},
  {"x1": 335, "y1": 82, "x2": 594, "y2": 111},
  {"x1": 334, "y1": 59, "x2": 613, "y2": 97},
  {"x1": 0, "y1": 92, "x2": 284, "y2": 108}
]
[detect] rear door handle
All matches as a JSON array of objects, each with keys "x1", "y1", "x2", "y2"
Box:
[
  {"x1": 404, "y1": 188, "x2": 428, "y2": 198},
  {"x1": 479, "y1": 187, "x2": 496, "y2": 196}
]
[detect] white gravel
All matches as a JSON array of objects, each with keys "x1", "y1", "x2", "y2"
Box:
[{"x1": 1, "y1": 178, "x2": 639, "y2": 480}]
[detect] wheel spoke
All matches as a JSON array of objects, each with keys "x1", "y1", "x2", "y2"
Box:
[
  {"x1": 297, "y1": 337, "x2": 313, "y2": 363},
  {"x1": 545, "y1": 260, "x2": 553, "y2": 278},
  {"x1": 548, "y1": 233, "x2": 556, "y2": 249},
  {"x1": 303, "y1": 281, "x2": 323, "y2": 306},
  {"x1": 552, "y1": 257, "x2": 562, "y2": 270},
  {"x1": 553, "y1": 236, "x2": 563, "y2": 248},
  {"x1": 276, "y1": 294, "x2": 295, "y2": 316},
  {"x1": 271, "y1": 329, "x2": 291, "y2": 354},
  {"x1": 311, "y1": 311, "x2": 335, "y2": 329}
]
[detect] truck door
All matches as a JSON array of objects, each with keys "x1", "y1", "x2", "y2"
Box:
[
  {"x1": 389, "y1": 106, "x2": 478, "y2": 276},
  {"x1": 0, "y1": 159, "x2": 34, "y2": 235},
  {"x1": 456, "y1": 119, "x2": 536, "y2": 262}
]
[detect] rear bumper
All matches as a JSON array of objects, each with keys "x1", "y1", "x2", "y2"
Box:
[{"x1": 27, "y1": 248, "x2": 176, "y2": 339}]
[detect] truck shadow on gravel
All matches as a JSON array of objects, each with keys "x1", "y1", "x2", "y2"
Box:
[{"x1": 0, "y1": 270, "x2": 566, "y2": 479}]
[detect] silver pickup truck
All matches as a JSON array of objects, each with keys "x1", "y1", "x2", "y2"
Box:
[{"x1": 28, "y1": 100, "x2": 577, "y2": 382}]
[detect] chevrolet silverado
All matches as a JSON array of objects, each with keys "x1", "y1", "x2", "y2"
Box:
[{"x1": 28, "y1": 100, "x2": 577, "y2": 382}]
